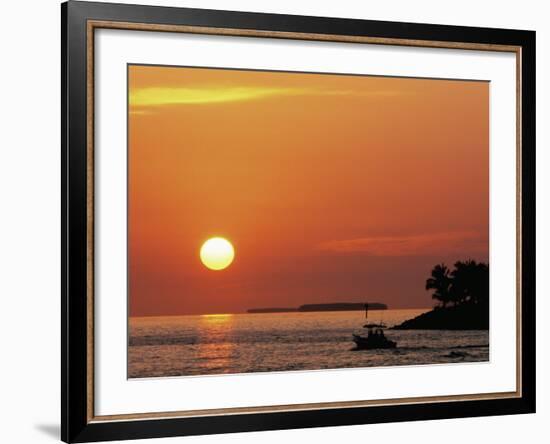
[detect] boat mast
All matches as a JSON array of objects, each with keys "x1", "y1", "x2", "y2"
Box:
[{"x1": 365, "y1": 303, "x2": 369, "y2": 321}]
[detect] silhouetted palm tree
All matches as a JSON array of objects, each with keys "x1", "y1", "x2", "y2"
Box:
[
  {"x1": 450, "y1": 260, "x2": 489, "y2": 306},
  {"x1": 425, "y1": 264, "x2": 453, "y2": 308}
]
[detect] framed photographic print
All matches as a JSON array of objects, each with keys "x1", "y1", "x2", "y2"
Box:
[{"x1": 61, "y1": 1, "x2": 536, "y2": 442}]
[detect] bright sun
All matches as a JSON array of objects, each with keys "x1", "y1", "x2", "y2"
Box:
[{"x1": 200, "y1": 237, "x2": 235, "y2": 270}]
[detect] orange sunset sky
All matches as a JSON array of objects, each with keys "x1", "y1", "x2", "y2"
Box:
[{"x1": 128, "y1": 65, "x2": 489, "y2": 317}]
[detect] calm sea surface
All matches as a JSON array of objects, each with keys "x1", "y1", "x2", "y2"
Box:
[{"x1": 128, "y1": 309, "x2": 489, "y2": 378}]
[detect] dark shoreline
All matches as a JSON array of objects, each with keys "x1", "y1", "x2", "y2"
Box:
[{"x1": 392, "y1": 303, "x2": 489, "y2": 330}]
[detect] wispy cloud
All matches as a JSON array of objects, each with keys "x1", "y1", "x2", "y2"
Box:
[
  {"x1": 129, "y1": 109, "x2": 153, "y2": 116},
  {"x1": 129, "y1": 86, "x2": 403, "y2": 107},
  {"x1": 317, "y1": 231, "x2": 488, "y2": 257}
]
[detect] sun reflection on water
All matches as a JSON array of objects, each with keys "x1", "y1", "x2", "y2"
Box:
[
  {"x1": 200, "y1": 313, "x2": 234, "y2": 324},
  {"x1": 197, "y1": 314, "x2": 235, "y2": 372}
]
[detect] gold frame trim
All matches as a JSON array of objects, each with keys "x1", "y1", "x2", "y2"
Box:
[{"x1": 86, "y1": 20, "x2": 523, "y2": 423}]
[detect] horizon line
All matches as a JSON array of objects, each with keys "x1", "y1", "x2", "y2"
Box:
[{"x1": 129, "y1": 306, "x2": 433, "y2": 319}]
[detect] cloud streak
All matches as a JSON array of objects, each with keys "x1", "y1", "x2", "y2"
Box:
[
  {"x1": 317, "y1": 231, "x2": 488, "y2": 257},
  {"x1": 129, "y1": 86, "x2": 403, "y2": 107}
]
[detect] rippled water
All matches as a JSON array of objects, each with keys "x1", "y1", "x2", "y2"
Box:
[{"x1": 128, "y1": 309, "x2": 489, "y2": 378}]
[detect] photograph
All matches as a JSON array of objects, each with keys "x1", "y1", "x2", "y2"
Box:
[
  {"x1": 58, "y1": 1, "x2": 536, "y2": 441},
  {"x1": 127, "y1": 64, "x2": 490, "y2": 378}
]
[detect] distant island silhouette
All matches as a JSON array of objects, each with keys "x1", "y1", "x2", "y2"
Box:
[
  {"x1": 247, "y1": 302, "x2": 387, "y2": 314},
  {"x1": 393, "y1": 260, "x2": 489, "y2": 330}
]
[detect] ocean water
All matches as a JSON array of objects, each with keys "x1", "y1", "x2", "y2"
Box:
[{"x1": 128, "y1": 309, "x2": 489, "y2": 378}]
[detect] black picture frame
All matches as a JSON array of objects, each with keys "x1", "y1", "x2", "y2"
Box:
[{"x1": 62, "y1": 1, "x2": 536, "y2": 442}]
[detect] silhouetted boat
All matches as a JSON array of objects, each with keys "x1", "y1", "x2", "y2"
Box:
[
  {"x1": 352, "y1": 328, "x2": 397, "y2": 350},
  {"x1": 352, "y1": 304, "x2": 397, "y2": 350}
]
